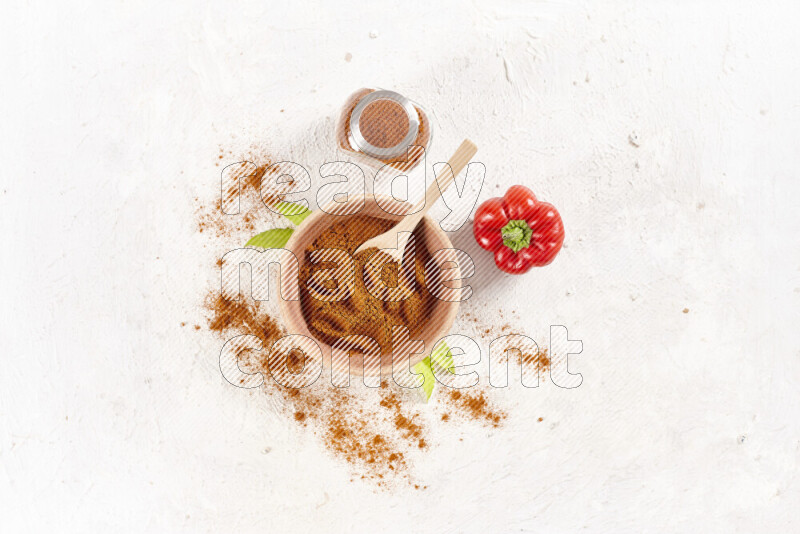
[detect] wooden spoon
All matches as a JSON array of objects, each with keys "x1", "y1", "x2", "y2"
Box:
[{"x1": 354, "y1": 139, "x2": 478, "y2": 263}]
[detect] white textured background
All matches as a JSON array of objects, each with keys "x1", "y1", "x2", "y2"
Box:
[{"x1": 2, "y1": 1, "x2": 800, "y2": 532}]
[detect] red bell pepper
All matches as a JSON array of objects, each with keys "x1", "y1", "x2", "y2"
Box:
[{"x1": 473, "y1": 185, "x2": 564, "y2": 274}]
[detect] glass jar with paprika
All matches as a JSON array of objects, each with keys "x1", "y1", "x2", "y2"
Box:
[{"x1": 335, "y1": 88, "x2": 432, "y2": 173}]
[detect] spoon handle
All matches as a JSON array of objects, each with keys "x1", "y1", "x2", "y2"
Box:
[
  {"x1": 398, "y1": 139, "x2": 478, "y2": 233},
  {"x1": 421, "y1": 139, "x2": 478, "y2": 214},
  {"x1": 353, "y1": 140, "x2": 478, "y2": 256}
]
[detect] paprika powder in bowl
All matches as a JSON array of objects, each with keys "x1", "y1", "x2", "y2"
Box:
[{"x1": 278, "y1": 195, "x2": 461, "y2": 378}]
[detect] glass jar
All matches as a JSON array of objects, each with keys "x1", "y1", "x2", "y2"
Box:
[{"x1": 335, "y1": 88, "x2": 432, "y2": 173}]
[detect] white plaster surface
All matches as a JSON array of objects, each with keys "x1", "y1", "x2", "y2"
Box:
[{"x1": 2, "y1": 1, "x2": 800, "y2": 532}]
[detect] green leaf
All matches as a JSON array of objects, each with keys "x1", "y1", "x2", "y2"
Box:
[
  {"x1": 245, "y1": 204, "x2": 308, "y2": 248},
  {"x1": 412, "y1": 342, "x2": 455, "y2": 401},
  {"x1": 245, "y1": 228, "x2": 294, "y2": 249},
  {"x1": 274, "y1": 201, "x2": 311, "y2": 225},
  {"x1": 412, "y1": 357, "x2": 436, "y2": 401},
  {"x1": 430, "y1": 341, "x2": 456, "y2": 374}
]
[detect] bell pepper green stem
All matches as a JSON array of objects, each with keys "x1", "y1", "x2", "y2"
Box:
[{"x1": 501, "y1": 220, "x2": 533, "y2": 253}]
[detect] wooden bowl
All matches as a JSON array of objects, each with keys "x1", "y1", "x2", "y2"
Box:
[{"x1": 278, "y1": 194, "x2": 461, "y2": 377}]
